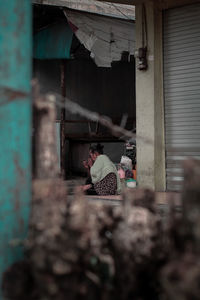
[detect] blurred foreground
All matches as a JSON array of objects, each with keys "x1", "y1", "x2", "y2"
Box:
[{"x1": 3, "y1": 159, "x2": 200, "y2": 300}]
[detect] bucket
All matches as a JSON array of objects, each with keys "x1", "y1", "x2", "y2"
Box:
[{"x1": 126, "y1": 179, "x2": 137, "y2": 188}]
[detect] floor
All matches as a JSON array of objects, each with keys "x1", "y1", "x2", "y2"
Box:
[{"x1": 65, "y1": 177, "x2": 181, "y2": 205}]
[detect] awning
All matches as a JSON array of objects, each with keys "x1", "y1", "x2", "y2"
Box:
[
  {"x1": 33, "y1": 21, "x2": 73, "y2": 59},
  {"x1": 32, "y1": 0, "x2": 135, "y2": 20},
  {"x1": 64, "y1": 10, "x2": 135, "y2": 67}
]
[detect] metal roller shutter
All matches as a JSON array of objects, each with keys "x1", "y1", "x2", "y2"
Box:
[{"x1": 163, "y1": 4, "x2": 200, "y2": 191}]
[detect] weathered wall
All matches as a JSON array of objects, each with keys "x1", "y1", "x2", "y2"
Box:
[{"x1": 0, "y1": 0, "x2": 32, "y2": 292}]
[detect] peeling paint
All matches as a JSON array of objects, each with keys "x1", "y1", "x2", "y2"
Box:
[
  {"x1": 0, "y1": 87, "x2": 28, "y2": 106},
  {"x1": 0, "y1": 0, "x2": 32, "y2": 293}
]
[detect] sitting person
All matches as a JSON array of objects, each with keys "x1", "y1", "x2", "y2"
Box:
[{"x1": 83, "y1": 144, "x2": 121, "y2": 195}]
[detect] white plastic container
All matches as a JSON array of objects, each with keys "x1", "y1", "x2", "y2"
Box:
[{"x1": 126, "y1": 179, "x2": 137, "y2": 188}]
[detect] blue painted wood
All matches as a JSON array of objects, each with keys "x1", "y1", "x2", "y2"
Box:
[{"x1": 0, "y1": 0, "x2": 31, "y2": 296}]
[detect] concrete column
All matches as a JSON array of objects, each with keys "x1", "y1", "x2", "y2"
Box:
[
  {"x1": 154, "y1": 5, "x2": 166, "y2": 191},
  {"x1": 136, "y1": 1, "x2": 166, "y2": 191}
]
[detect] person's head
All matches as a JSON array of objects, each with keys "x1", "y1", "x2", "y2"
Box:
[{"x1": 89, "y1": 143, "x2": 104, "y2": 161}]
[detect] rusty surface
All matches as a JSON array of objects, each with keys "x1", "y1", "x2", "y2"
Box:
[
  {"x1": 0, "y1": 0, "x2": 32, "y2": 292},
  {"x1": 0, "y1": 87, "x2": 28, "y2": 105}
]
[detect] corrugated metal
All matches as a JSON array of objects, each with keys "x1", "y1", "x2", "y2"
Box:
[{"x1": 163, "y1": 4, "x2": 200, "y2": 191}]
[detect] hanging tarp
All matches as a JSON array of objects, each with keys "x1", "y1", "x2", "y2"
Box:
[
  {"x1": 33, "y1": 21, "x2": 73, "y2": 59},
  {"x1": 64, "y1": 10, "x2": 135, "y2": 67}
]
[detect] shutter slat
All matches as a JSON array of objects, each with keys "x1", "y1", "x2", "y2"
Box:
[{"x1": 164, "y1": 3, "x2": 200, "y2": 191}]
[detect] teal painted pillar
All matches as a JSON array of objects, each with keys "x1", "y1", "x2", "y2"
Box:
[{"x1": 0, "y1": 0, "x2": 32, "y2": 295}]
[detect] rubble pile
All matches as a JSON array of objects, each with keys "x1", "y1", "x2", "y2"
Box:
[
  {"x1": 3, "y1": 160, "x2": 200, "y2": 300},
  {"x1": 3, "y1": 186, "x2": 165, "y2": 300}
]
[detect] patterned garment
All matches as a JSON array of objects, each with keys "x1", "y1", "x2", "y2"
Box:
[{"x1": 94, "y1": 172, "x2": 117, "y2": 195}]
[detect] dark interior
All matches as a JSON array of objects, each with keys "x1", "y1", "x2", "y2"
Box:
[{"x1": 33, "y1": 4, "x2": 136, "y2": 178}]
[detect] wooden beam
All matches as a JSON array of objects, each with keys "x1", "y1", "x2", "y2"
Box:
[
  {"x1": 97, "y1": 0, "x2": 200, "y2": 8},
  {"x1": 33, "y1": 0, "x2": 200, "y2": 7},
  {"x1": 97, "y1": 0, "x2": 136, "y2": 4},
  {"x1": 32, "y1": 0, "x2": 135, "y2": 19}
]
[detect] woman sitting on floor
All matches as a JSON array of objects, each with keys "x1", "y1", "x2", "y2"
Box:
[{"x1": 83, "y1": 144, "x2": 121, "y2": 195}]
